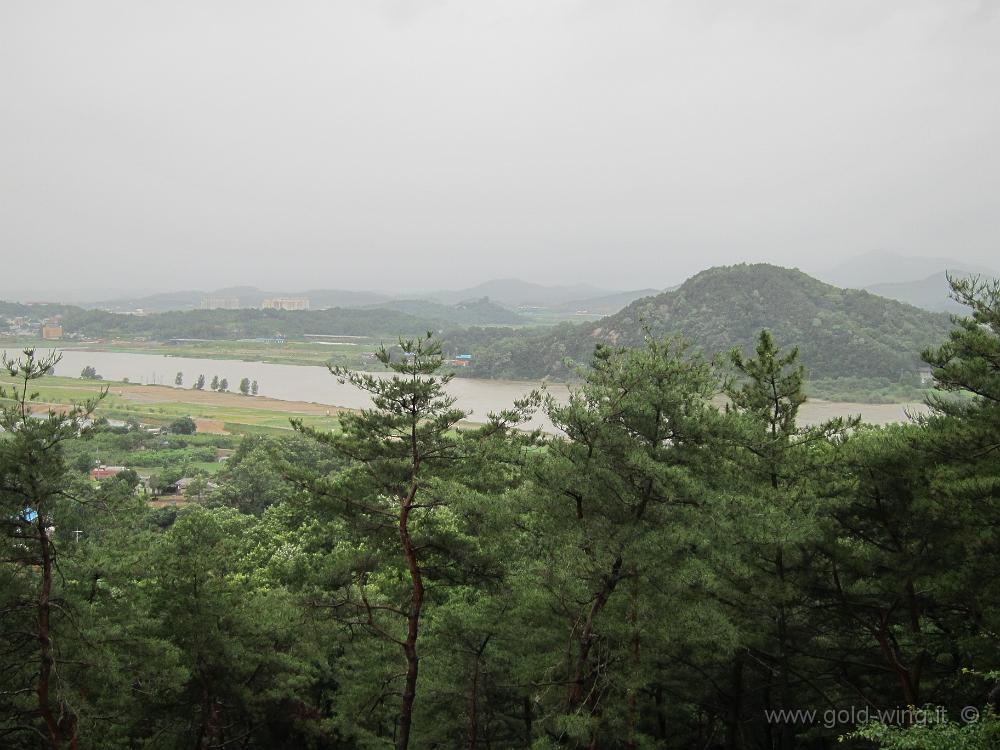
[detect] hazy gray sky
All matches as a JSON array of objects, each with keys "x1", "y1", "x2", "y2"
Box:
[{"x1": 2, "y1": 0, "x2": 998, "y2": 299}]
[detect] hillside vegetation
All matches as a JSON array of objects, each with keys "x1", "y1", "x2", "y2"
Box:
[{"x1": 451, "y1": 264, "x2": 953, "y2": 381}]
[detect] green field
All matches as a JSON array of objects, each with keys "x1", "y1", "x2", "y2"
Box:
[
  {"x1": 0, "y1": 373, "x2": 342, "y2": 435},
  {"x1": 7, "y1": 336, "x2": 379, "y2": 369}
]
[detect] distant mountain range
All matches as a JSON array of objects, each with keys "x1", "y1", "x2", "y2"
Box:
[
  {"x1": 814, "y1": 250, "x2": 995, "y2": 288},
  {"x1": 7, "y1": 251, "x2": 993, "y2": 320},
  {"x1": 865, "y1": 272, "x2": 978, "y2": 314},
  {"x1": 814, "y1": 251, "x2": 996, "y2": 312},
  {"x1": 64, "y1": 252, "x2": 996, "y2": 320},
  {"x1": 448, "y1": 264, "x2": 954, "y2": 382}
]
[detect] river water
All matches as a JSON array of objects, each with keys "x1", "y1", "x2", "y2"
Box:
[{"x1": 3, "y1": 347, "x2": 929, "y2": 428}]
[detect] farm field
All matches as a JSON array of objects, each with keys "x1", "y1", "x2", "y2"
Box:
[
  {"x1": 4, "y1": 336, "x2": 376, "y2": 368},
  {"x1": 0, "y1": 372, "x2": 345, "y2": 435}
]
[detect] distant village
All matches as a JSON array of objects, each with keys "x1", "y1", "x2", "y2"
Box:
[
  {"x1": 3, "y1": 312, "x2": 71, "y2": 341},
  {"x1": 89, "y1": 454, "x2": 229, "y2": 509},
  {"x1": 2, "y1": 296, "x2": 314, "y2": 341},
  {"x1": 200, "y1": 296, "x2": 310, "y2": 311}
]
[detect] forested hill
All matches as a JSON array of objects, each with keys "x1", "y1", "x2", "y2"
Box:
[
  {"x1": 451, "y1": 264, "x2": 954, "y2": 381},
  {"x1": 1, "y1": 297, "x2": 523, "y2": 340}
]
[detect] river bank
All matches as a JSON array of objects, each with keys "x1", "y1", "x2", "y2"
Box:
[{"x1": 2, "y1": 347, "x2": 930, "y2": 432}]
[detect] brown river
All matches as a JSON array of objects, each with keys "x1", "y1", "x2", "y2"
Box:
[{"x1": 4, "y1": 348, "x2": 930, "y2": 429}]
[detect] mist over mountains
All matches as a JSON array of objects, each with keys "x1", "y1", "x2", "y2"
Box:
[
  {"x1": 32, "y1": 251, "x2": 992, "y2": 318},
  {"x1": 72, "y1": 280, "x2": 616, "y2": 314},
  {"x1": 813, "y1": 250, "x2": 994, "y2": 288},
  {"x1": 812, "y1": 250, "x2": 997, "y2": 312}
]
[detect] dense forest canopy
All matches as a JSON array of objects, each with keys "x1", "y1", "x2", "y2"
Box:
[{"x1": 1, "y1": 275, "x2": 999, "y2": 749}]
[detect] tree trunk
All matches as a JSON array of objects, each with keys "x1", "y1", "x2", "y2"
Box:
[
  {"x1": 626, "y1": 567, "x2": 640, "y2": 749},
  {"x1": 468, "y1": 653, "x2": 480, "y2": 749},
  {"x1": 37, "y1": 514, "x2": 62, "y2": 749},
  {"x1": 397, "y1": 496, "x2": 424, "y2": 750},
  {"x1": 776, "y1": 548, "x2": 794, "y2": 750},
  {"x1": 523, "y1": 695, "x2": 533, "y2": 745},
  {"x1": 567, "y1": 557, "x2": 623, "y2": 712},
  {"x1": 725, "y1": 654, "x2": 743, "y2": 750},
  {"x1": 467, "y1": 637, "x2": 490, "y2": 749}
]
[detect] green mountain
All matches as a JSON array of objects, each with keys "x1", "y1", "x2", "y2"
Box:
[{"x1": 451, "y1": 264, "x2": 953, "y2": 381}]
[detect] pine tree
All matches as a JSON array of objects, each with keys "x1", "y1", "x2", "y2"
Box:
[
  {"x1": 288, "y1": 334, "x2": 534, "y2": 749},
  {"x1": 529, "y1": 336, "x2": 724, "y2": 745},
  {"x1": 720, "y1": 330, "x2": 857, "y2": 749},
  {"x1": 923, "y1": 274, "x2": 1000, "y2": 455},
  {"x1": 0, "y1": 350, "x2": 104, "y2": 747},
  {"x1": 818, "y1": 423, "x2": 983, "y2": 710}
]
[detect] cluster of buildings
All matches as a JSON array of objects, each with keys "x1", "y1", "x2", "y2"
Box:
[
  {"x1": 90, "y1": 454, "x2": 227, "y2": 501},
  {"x1": 199, "y1": 296, "x2": 311, "y2": 311},
  {"x1": 1, "y1": 312, "x2": 65, "y2": 340},
  {"x1": 262, "y1": 297, "x2": 310, "y2": 311},
  {"x1": 200, "y1": 296, "x2": 241, "y2": 310},
  {"x1": 3, "y1": 315, "x2": 41, "y2": 337}
]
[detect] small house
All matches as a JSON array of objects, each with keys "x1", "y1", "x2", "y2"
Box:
[{"x1": 90, "y1": 465, "x2": 126, "y2": 481}]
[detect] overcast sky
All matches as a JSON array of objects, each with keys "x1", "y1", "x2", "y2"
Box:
[{"x1": 1, "y1": 0, "x2": 998, "y2": 300}]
